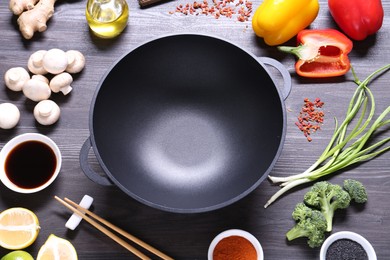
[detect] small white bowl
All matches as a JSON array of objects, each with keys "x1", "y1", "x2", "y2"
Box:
[
  {"x1": 208, "y1": 229, "x2": 263, "y2": 260},
  {"x1": 0, "y1": 133, "x2": 62, "y2": 193},
  {"x1": 320, "y1": 231, "x2": 376, "y2": 260}
]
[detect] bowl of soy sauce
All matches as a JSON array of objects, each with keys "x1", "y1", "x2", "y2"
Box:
[{"x1": 0, "y1": 133, "x2": 62, "y2": 193}]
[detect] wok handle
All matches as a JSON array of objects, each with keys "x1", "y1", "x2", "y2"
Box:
[
  {"x1": 79, "y1": 137, "x2": 113, "y2": 186},
  {"x1": 258, "y1": 57, "x2": 292, "y2": 100}
]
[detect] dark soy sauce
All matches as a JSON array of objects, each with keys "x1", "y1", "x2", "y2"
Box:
[{"x1": 5, "y1": 140, "x2": 57, "y2": 189}]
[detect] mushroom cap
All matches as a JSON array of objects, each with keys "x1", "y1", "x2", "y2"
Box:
[
  {"x1": 34, "y1": 100, "x2": 60, "y2": 125},
  {"x1": 23, "y1": 78, "x2": 51, "y2": 102},
  {"x1": 4, "y1": 67, "x2": 30, "y2": 91},
  {"x1": 50, "y1": 72, "x2": 73, "y2": 95},
  {"x1": 0, "y1": 103, "x2": 20, "y2": 129},
  {"x1": 43, "y1": 48, "x2": 68, "y2": 75},
  {"x1": 28, "y1": 50, "x2": 48, "y2": 75},
  {"x1": 32, "y1": 74, "x2": 49, "y2": 84},
  {"x1": 66, "y1": 50, "x2": 86, "y2": 74}
]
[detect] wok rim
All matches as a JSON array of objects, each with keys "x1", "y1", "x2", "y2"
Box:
[{"x1": 87, "y1": 33, "x2": 287, "y2": 213}]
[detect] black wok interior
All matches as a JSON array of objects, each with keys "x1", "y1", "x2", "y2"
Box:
[{"x1": 91, "y1": 34, "x2": 285, "y2": 212}]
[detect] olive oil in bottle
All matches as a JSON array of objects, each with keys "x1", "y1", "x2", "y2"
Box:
[{"x1": 86, "y1": 0, "x2": 129, "y2": 38}]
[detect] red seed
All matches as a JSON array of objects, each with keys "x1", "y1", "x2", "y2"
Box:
[
  {"x1": 295, "y1": 98, "x2": 325, "y2": 142},
  {"x1": 170, "y1": 0, "x2": 252, "y2": 21}
]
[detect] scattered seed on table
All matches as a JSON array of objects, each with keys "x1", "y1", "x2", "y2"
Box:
[
  {"x1": 295, "y1": 97, "x2": 325, "y2": 142},
  {"x1": 169, "y1": 0, "x2": 253, "y2": 22}
]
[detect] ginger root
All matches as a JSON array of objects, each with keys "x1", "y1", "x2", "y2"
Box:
[
  {"x1": 13, "y1": 0, "x2": 56, "y2": 39},
  {"x1": 9, "y1": 0, "x2": 39, "y2": 15}
]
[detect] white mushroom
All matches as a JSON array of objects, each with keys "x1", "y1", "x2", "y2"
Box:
[
  {"x1": 42, "y1": 48, "x2": 68, "y2": 75},
  {"x1": 66, "y1": 50, "x2": 86, "y2": 74},
  {"x1": 0, "y1": 103, "x2": 20, "y2": 129},
  {"x1": 4, "y1": 67, "x2": 30, "y2": 91},
  {"x1": 32, "y1": 74, "x2": 49, "y2": 84},
  {"x1": 23, "y1": 78, "x2": 51, "y2": 101},
  {"x1": 33, "y1": 100, "x2": 60, "y2": 125},
  {"x1": 49, "y1": 72, "x2": 73, "y2": 95},
  {"x1": 27, "y1": 50, "x2": 48, "y2": 75}
]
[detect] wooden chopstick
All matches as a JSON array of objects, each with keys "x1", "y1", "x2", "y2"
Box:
[
  {"x1": 54, "y1": 196, "x2": 174, "y2": 260},
  {"x1": 63, "y1": 197, "x2": 174, "y2": 260}
]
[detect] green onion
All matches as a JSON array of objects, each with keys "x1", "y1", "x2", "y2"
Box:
[{"x1": 265, "y1": 64, "x2": 390, "y2": 208}]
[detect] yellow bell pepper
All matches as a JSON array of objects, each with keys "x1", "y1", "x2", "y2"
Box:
[{"x1": 252, "y1": 0, "x2": 319, "y2": 46}]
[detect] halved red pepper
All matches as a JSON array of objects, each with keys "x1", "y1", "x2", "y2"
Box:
[
  {"x1": 278, "y1": 29, "x2": 353, "y2": 78},
  {"x1": 328, "y1": 0, "x2": 384, "y2": 41}
]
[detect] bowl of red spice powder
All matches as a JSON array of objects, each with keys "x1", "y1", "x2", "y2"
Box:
[{"x1": 208, "y1": 229, "x2": 263, "y2": 260}]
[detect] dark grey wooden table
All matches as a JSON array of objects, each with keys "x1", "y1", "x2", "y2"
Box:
[{"x1": 1, "y1": 0, "x2": 390, "y2": 259}]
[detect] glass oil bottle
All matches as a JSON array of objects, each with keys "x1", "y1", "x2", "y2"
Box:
[{"x1": 86, "y1": 0, "x2": 129, "y2": 38}]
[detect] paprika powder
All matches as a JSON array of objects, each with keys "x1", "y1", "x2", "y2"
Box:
[{"x1": 213, "y1": 235, "x2": 257, "y2": 260}]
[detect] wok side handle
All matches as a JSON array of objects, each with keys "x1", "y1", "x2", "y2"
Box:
[
  {"x1": 258, "y1": 57, "x2": 292, "y2": 100},
  {"x1": 79, "y1": 137, "x2": 113, "y2": 186}
]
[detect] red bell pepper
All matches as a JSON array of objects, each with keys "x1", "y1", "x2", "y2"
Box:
[
  {"x1": 278, "y1": 29, "x2": 353, "y2": 78},
  {"x1": 328, "y1": 0, "x2": 384, "y2": 41}
]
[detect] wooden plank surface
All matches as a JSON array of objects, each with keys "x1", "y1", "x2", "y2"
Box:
[{"x1": 0, "y1": 0, "x2": 390, "y2": 259}]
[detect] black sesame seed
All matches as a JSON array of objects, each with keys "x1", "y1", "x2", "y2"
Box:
[{"x1": 326, "y1": 238, "x2": 368, "y2": 260}]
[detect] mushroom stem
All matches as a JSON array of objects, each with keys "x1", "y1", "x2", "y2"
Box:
[
  {"x1": 38, "y1": 101, "x2": 53, "y2": 117},
  {"x1": 28, "y1": 50, "x2": 47, "y2": 74}
]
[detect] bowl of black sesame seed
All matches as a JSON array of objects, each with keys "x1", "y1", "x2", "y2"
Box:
[{"x1": 320, "y1": 231, "x2": 376, "y2": 260}]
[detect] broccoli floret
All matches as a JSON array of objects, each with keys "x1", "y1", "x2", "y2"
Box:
[
  {"x1": 343, "y1": 179, "x2": 368, "y2": 203},
  {"x1": 292, "y1": 202, "x2": 313, "y2": 221},
  {"x1": 286, "y1": 203, "x2": 327, "y2": 248},
  {"x1": 303, "y1": 181, "x2": 351, "y2": 232}
]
